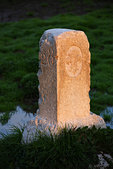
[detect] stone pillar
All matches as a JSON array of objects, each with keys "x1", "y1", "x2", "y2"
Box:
[{"x1": 38, "y1": 28, "x2": 106, "y2": 128}]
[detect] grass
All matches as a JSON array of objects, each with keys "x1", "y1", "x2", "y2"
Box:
[
  {"x1": 0, "y1": 126, "x2": 113, "y2": 169},
  {"x1": 40, "y1": 2, "x2": 49, "y2": 7},
  {"x1": 26, "y1": 12, "x2": 35, "y2": 17},
  {"x1": 103, "y1": 114, "x2": 112, "y2": 122},
  {"x1": 0, "y1": 112, "x2": 12, "y2": 125},
  {"x1": 0, "y1": 5, "x2": 113, "y2": 120}
]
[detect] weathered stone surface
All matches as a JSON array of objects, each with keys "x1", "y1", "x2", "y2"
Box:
[
  {"x1": 38, "y1": 29, "x2": 57, "y2": 122},
  {"x1": 37, "y1": 28, "x2": 106, "y2": 128}
]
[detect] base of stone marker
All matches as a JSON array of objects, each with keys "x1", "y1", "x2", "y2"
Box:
[
  {"x1": 36, "y1": 109, "x2": 106, "y2": 129},
  {"x1": 57, "y1": 112, "x2": 106, "y2": 129},
  {"x1": 22, "y1": 112, "x2": 106, "y2": 142}
]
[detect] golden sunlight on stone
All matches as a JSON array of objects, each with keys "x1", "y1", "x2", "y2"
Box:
[{"x1": 37, "y1": 28, "x2": 106, "y2": 129}]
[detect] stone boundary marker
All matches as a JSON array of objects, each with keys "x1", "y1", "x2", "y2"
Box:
[{"x1": 37, "y1": 28, "x2": 106, "y2": 128}]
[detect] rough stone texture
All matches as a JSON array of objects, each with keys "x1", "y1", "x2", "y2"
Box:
[
  {"x1": 23, "y1": 113, "x2": 105, "y2": 142},
  {"x1": 38, "y1": 30, "x2": 57, "y2": 122},
  {"x1": 38, "y1": 28, "x2": 106, "y2": 128}
]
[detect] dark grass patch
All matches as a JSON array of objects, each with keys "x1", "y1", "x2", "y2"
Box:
[
  {"x1": 0, "y1": 126, "x2": 113, "y2": 169},
  {"x1": 103, "y1": 114, "x2": 112, "y2": 122}
]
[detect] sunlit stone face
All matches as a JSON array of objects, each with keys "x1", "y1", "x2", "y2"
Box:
[
  {"x1": 57, "y1": 30, "x2": 90, "y2": 122},
  {"x1": 65, "y1": 46, "x2": 82, "y2": 78}
]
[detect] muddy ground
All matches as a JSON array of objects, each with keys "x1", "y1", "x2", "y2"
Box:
[{"x1": 0, "y1": 0, "x2": 113, "y2": 22}]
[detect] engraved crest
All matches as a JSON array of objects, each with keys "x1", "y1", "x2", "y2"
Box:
[{"x1": 65, "y1": 46, "x2": 82, "y2": 77}]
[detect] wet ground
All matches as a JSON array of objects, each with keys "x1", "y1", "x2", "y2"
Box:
[
  {"x1": 100, "y1": 107, "x2": 113, "y2": 129},
  {"x1": 0, "y1": 106, "x2": 113, "y2": 139},
  {"x1": 0, "y1": 106, "x2": 35, "y2": 137},
  {"x1": 0, "y1": 0, "x2": 112, "y2": 22}
]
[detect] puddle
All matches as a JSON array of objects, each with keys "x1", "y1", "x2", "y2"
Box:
[
  {"x1": 100, "y1": 106, "x2": 113, "y2": 129},
  {"x1": 0, "y1": 106, "x2": 36, "y2": 137}
]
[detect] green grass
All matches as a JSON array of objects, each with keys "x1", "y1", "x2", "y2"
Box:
[
  {"x1": 0, "y1": 126, "x2": 113, "y2": 169},
  {"x1": 0, "y1": 112, "x2": 12, "y2": 125},
  {"x1": 26, "y1": 12, "x2": 35, "y2": 17},
  {"x1": 40, "y1": 2, "x2": 49, "y2": 7},
  {"x1": 0, "y1": 5, "x2": 113, "y2": 119},
  {"x1": 103, "y1": 114, "x2": 112, "y2": 122}
]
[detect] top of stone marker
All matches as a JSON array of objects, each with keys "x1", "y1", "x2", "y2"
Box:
[
  {"x1": 40, "y1": 28, "x2": 76, "y2": 47},
  {"x1": 44, "y1": 28, "x2": 76, "y2": 37}
]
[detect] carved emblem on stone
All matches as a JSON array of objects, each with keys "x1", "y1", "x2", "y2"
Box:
[{"x1": 65, "y1": 46, "x2": 82, "y2": 77}]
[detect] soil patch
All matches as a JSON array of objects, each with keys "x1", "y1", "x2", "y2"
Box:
[{"x1": 0, "y1": 0, "x2": 113, "y2": 22}]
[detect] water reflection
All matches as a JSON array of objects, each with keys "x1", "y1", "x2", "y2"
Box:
[
  {"x1": 100, "y1": 106, "x2": 113, "y2": 129},
  {"x1": 0, "y1": 106, "x2": 35, "y2": 137}
]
